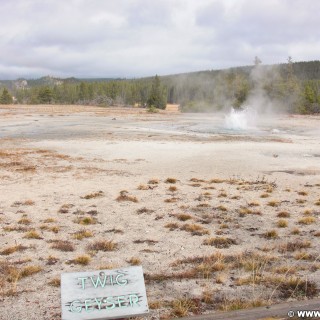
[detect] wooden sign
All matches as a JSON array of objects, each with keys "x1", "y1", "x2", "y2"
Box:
[{"x1": 61, "y1": 266, "x2": 149, "y2": 320}]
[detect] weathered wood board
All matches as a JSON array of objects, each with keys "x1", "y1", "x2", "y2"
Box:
[{"x1": 61, "y1": 266, "x2": 149, "y2": 320}]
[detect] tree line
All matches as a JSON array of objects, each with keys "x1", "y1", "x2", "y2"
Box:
[{"x1": 1, "y1": 59, "x2": 320, "y2": 114}]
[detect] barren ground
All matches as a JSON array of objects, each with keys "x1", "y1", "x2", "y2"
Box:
[{"x1": 0, "y1": 105, "x2": 319, "y2": 319}]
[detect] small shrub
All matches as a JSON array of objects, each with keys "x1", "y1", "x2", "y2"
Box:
[
  {"x1": 0, "y1": 245, "x2": 28, "y2": 255},
  {"x1": 116, "y1": 190, "x2": 138, "y2": 203},
  {"x1": 165, "y1": 178, "x2": 177, "y2": 184},
  {"x1": 127, "y1": 257, "x2": 141, "y2": 266},
  {"x1": 264, "y1": 230, "x2": 278, "y2": 239},
  {"x1": 203, "y1": 237, "x2": 236, "y2": 248},
  {"x1": 148, "y1": 179, "x2": 159, "y2": 185},
  {"x1": 71, "y1": 255, "x2": 91, "y2": 266},
  {"x1": 87, "y1": 240, "x2": 118, "y2": 252},
  {"x1": 277, "y1": 211, "x2": 290, "y2": 218},
  {"x1": 297, "y1": 191, "x2": 308, "y2": 196},
  {"x1": 23, "y1": 230, "x2": 42, "y2": 239},
  {"x1": 48, "y1": 278, "x2": 61, "y2": 287},
  {"x1": 298, "y1": 217, "x2": 316, "y2": 225},
  {"x1": 81, "y1": 191, "x2": 104, "y2": 199},
  {"x1": 20, "y1": 265, "x2": 42, "y2": 277},
  {"x1": 267, "y1": 200, "x2": 280, "y2": 207},
  {"x1": 51, "y1": 240, "x2": 75, "y2": 252},
  {"x1": 277, "y1": 219, "x2": 288, "y2": 228},
  {"x1": 181, "y1": 223, "x2": 209, "y2": 236},
  {"x1": 175, "y1": 213, "x2": 193, "y2": 221},
  {"x1": 73, "y1": 229, "x2": 93, "y2": 240},
  {"x1": 74, "y1": 216, "x2": 97, "y2": 225}
]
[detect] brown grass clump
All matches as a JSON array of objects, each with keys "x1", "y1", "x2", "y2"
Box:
[
  {"x1": 175, "y1": 213, "x2": 193, "y2": 221},
  {"x1": 165, "y1": 178, "x2": 177, "y2": 184},
  {"x1": 127, "y1": 257, "x2": 141, "y2": 266},
  {"x1": 164, "y1": 197, "x2": 179, "y2": 203},
  {"x1": 58, "y1": 203, "x2": 74, "y2": 213},
  {"x1": 51, "y1": 240, "x2": 75, "y2": 252},
  {"x1": 279, "y1": 240, "x2": 311, "y2": 253},
  {"x1": 116, "y1": 190, "x2": 138, "y2": 203},
  {"x1": 18, "y1": 217, "x2": 32, "y2": 225},
  {"x1": 43, "y1": 218, "x2": 56, "y2": 223},
  {"x1": 81, "y1": 191, "x2": 104, "y2": 199},
  {"x1": 303, "y1": 209, "x2": 313, "y2": 215},
  {"x1": 291, "y1": 227, "x2": 301, "y2": 235},
  {"x1": 216, "y1": 205, "x2": 227, "y2": 212},
  {"x1": 210, "y1": 178, "x2": 225, "y2": 183},
  {"x1": 238, "y1": 207, "x2": 261, "y2": 217},
  {"x1": 48, "y1": 278, "x2": 61, "y2": 287},
  {"x1": 267, "y1": 200, "x2": 280, "y2": 207},
  {"x1": 74, "y1": 216, "x2": 97, "y2": 225},
  {"x1": 46, "y1": 255, "x2": 59, "y2": 265},
  {"x1": 276, "y1": 277, "x2": 318, "y2": 299},
  {"x1": 170, "y1": 298, "x2": 200, "y2": 317},
  {"x1": 277, "y1": 219, "x2": 288, "y2": 228},
  {"x1": 218, "y1": 298, "x2": 266, "y2": 312},
  {"x1": 168, "y1": 186, "x2": 178, "y2": 192},
  {"x1": 249, "y1": 201, "x2": 260, "y2": 207},
  {"x1": 297, "y1": 190, "x2": 308, "y2": 196},
  {"x1": 137, "y1": 184, "x2": 150, "y2": 190},
  {"x1": 296, "y1": 199, "x2": 307, "y2": 204},
  {"x1": 20, "y1": 265, "x2": 42, "y2": 278},
  {"x1": 23, "y1": 200, "x2": 35, "y2": 206},
  {"x1": 136, "y1": 207, "x2": 154, "y2": 214},
  {"x1": 181, "y1": 223, "x2": 209, "y2": 236},
  {"x1": 23, "y1": 230, "x2": 42, "y2": 239},
  {"x1": 203, "y1": 237, "x2": 236, "y2": 248},
  {"x1": 277, "y1": 211, "x2": 290, "y2": 218},
  {"x1": 165, "y1": 222, "x2": 179, "y2": 231},
  {"x1": 314, "y1": 200, "x2": 320, "y2": 206},
  {"x1": 70, "y1": 255, "x2": 91, "y2": 266},
  {"x1": 73, "y1": 229, "x2": 93, "y2": 240},
  {"x1": 298, "y1": 216, "x2": 316, "y2": 225},
  {"x1": 264, "y1": 230, "x2": 278, "y2": 239},
  {"x1": 148, "y1": 178, "x2": 159, "y2": 185},
  {"x1": 0, "y1": 245, "x2": 28, "y2": 256},
  {"x1": 218, "y1": 192, "x2": 227, "y2": 198},
  {"x1": 294, "y1": 252, "x2": 315, "y2": 261},
  {"x1": 260, "y1": 193, "x2": 270, "y2": 198},
  {"x1": 87, "y1": 240, "x2": 118, "y2": 252}
]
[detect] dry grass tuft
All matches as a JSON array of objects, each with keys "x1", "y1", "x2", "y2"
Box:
[
  {"x1": 267, "y1": 200, "x2": 280, "y2": 207},
  {"x1": 23, "y1": 230, "x2": 42, "y2": 239},
  {"x1": 18, "y1": 217, "x2": 32, "y2": 225},
  {"x1": 203, "y1": 237, "x2": 236, "y2": 248},
  {"x1": 87, "y1": 240, "x2": 118, "y2": 252},
  {"x1": 148, "y1": 178, "x2": 159, "y2": 184},
  {"x1": 116, "y1": 190, "x2": 138, "y2": 203},
  {"x1": 279, "y1": 240, "x2": 311, "y2": 253},
  {"x1": 175, "y1": 213, "x2": 193, "y2": 221},
  {"x1": 277, "y1": 219, "x2": 288, "y2": 228},
  {"x1": 297, "y1": 190, "x2": 308, "y2": 196},
  {"x1": 0, "y1": 245, "x2": 28, "y2": 256},
  {"x1": 165, "y1": 178, "x2": 177, "y2": 184},
  {"x1": 81, "y1": 191, "x2": 104, "y2": 199},
  {"x1": 127, "y1": 257, "x2": 141, "y2": 266},
  {"x1": 74, "y1": 216, "x2": 97, "y2": 225},
  {"x1": 136, "y1": 207, "x2": 154, "y2": 214},
  {"x1": 70, "y1": 255, "x2": 91, "y2": 265},
  {"x1": 20, "y1": 265, "x2": 42, "y2": 278},
  {"x1": 277, "y1": 211, "x2": 290, "y2": 218},
  {"x1": 170, "y1": 298, "x2": 200, "y2": 317},
  {"x1": 181, "y1": 223, "x2": 209, "y2": 236},
  {"x1": 73, "y1": 229, "x2": 93, "y2": 240},
  {"x1": 260, "y1": 193, "x2": 270, "y2": 198},
  {"x1": 51, "y1": 240, "x2": 75, "y2": 252},
  {"x1": 298, "y1": 216, "x2": 316, "y2": 225},
  {"x1": 165, "y1": 222, "x2": 179, "y2": 231},
  {"x1": 168, "y1": 186, "x2": 178, "y2": 192},
  {"x1": 48, "y1": 277, "x2": 61, "y2": 287},
  {"x1": 264, "y1": 230, "x2": 278, "y2": 239}
]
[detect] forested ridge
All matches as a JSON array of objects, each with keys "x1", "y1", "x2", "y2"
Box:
[{"x1": 1, "y1": 59, "x2": 320, "y2": 114}]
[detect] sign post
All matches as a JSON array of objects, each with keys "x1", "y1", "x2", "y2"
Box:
[{"x1": 61, "y1": 266, "x2": 149, "y2": 320}]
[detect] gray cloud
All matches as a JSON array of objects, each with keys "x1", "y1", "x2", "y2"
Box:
[{"x1": 0, "y1": 0, "x2": 319, "y2": 79}]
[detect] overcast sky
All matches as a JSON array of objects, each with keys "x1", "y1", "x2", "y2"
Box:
[{"x1": 0, "y1": 0, "x2": 319, "y2": 79}]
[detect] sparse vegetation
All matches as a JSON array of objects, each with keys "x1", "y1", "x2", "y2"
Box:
[
  {"x1": 203, "y1": 237, "x2": 236, "y2": 248},
  {"x1": 23, "y1": 230, "x2": 42, "y2": 239},
  {"x1": 87, "y1": 240, "x2": 118, "y2": 252},
  {"x1": 116, "y1": 190, "x2": 138, "y2": 202},
  {"x1": 73, "y1": 229, "x2": 93, "y2": 240},
  {"x1": 51, "y1": 240, "x2": 75, "y2": 252}
]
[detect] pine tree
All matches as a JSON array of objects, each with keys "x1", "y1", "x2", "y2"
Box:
[
  {"x1": 0, "y1": 88, "x2": 13, "y2": 104},
  {"x1": 147, "y1": 75, "x2": 166, "y2": 109}
]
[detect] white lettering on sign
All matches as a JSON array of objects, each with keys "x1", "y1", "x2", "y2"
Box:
[{"x1": 61, "y1": 266, "x2": 149, "y2": 320}]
